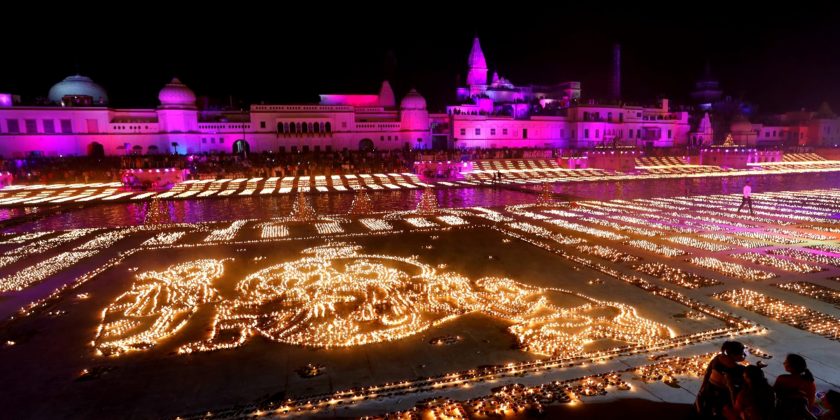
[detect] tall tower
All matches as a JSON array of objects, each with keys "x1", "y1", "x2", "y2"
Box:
[
  {"x1": 610, "y1": 43, "x2": 621, "y2": 101},
  {"x1": 467, "y1": 37, "x2": 488, "y2": 96}
]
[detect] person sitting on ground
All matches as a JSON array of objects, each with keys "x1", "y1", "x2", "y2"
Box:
[
  {"x1": 820, "y1": 390, "x2": 840, "y2": 420},
  {"x1": 696, "y1": 341, "x2": 748, "y2": 418},
  {"x1": 724, "y1": 364, "x2": 775, "y2": 420},
  {"x1": 775, "y1": 353, "x2": 818, "y2": 419}
]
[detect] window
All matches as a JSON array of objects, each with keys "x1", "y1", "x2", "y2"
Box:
[
  {"x1": 6, "y1": 119, "x2": 19, "y2": 133},
  {"x1": 219, "y1": 138, "x2": 224, "y2": 143},
  {"x1": 313, "y1": 123, "x2": 320, "y2": 133},
  {"x1": 637, "y1": 129, "x2": 641, "y2": 138},
  {"x1": 607, "y1": 112, "x2": 612, "y2": 121},
  {"x1": 585, "y1": 128, "x2": 589, "y2": 138},
  {"x1": 24, "y1": 119, "x2": 37, "y2": 133},
  {"x1": 260, "y1": 121, "x2": 266, "y2": 129},
  {"x1": 475, "y1": 128, "x2": 480, "y2": 135},
  {"x1": 43, "y1": 119, "x2": 55, "y2": 134},
  {"x1": 522, "y1": 128, "x2": 528, "y2": 139},
  {"x1": 380, "y1": 136, "x2": 385, "y2": 141},
  {"x1": 202, "y1": 138, "x2": 207, "y2": 143},
  {"x1": 502, "y1": 128, "x2": 508, "y2": 135},
  {"x1": 490, "y1": 128, "x2": 496, "y2": 135},
  {"x1": 86, "y1": 119, "x2": 99, "y2": 133},
  {"x1": 301, "y1": 123, "x2": 308, "y2": 134},
  {"x1": 289, "y1": 123, "x2": 296, "y2": 134},
  {"x1": 629, "y1": 129, "x2": 633, "y2": 138},
  {"x1": 560, "y1": 128, "x2": 564, "y2": 137},
  {"x1": 277, "y1": 123, "x2": 284, "y2": 133},
  {"x1": 595, "y1": 129, "x2": 599, "y2": 138},
  {"x1": 668, "y1": 129, "x2": 672, "y2": 139},
  {"x1": 210, "y1": 137, "x2": 215, "y2": 144},
  {"x1": 325, "y1": 122, "x2": 331, "y2": 132},
  {"x1": 765, "y1": 131, "x2": 770, "y2": 138},
  {"x1": 460, "y1": 128, "x2": 466, "y2": 136}
]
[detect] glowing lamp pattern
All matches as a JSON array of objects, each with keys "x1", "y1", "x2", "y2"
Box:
[{"x1": 95, "y1": 242, "x2": 672, "y2": 357}]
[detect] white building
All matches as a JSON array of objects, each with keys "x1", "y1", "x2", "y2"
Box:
[
  {"x1": 447, "y1": 37, "x2": 691, "y2": 149},
  {"x1": 0, "y1": 77, "x2": 431, "y2": 157}
]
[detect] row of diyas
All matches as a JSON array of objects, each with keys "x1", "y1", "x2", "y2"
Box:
[
  {"x1": 687, "y1": 257, "x2": 777, "y2": 281},
  {"x1": 715, "y1": 288, "x2": 840, "y2": 340},
  {"x1": 194, "y1": 351, "x2": 723, "y2": 418},
  {"x1": 732, "y1": 252, "x2": 824, "y2": 273},
  {"x1": 633, "y1": 263, "x2": 722, "y2": 289},
  {"x1": 773, "y1": 281, "x2": 840, "y2": 306},
  {"x1": 575, "y1": 244, "x2": 640, "y2": 263}
]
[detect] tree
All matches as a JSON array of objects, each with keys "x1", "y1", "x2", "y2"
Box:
[
  {"x1": 416, "y1": 187, "x2": 438, "y2": 215},
  {"x1": 144, "y1": 197, "x2": 171, "y2": 225},
  {"x1": 348, "y1": 189, "x2": 374, "y2": 215},
  {"x1": 289, "y1": 192, "x2": 317, "y2": 221},
  {"x1": 536, "y1": 183, "x2": 554, "y2": 207}
]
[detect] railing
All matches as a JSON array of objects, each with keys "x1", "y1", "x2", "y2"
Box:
[
  {"x1": 355, "y1": 122, "x2": 402, "y2": 130},
  {"x1": 251, "y1": 105, "x2": 352, "y2": 112},
  {"x1": 197, "y1": 123, "x2": 251, "y2": 131}
]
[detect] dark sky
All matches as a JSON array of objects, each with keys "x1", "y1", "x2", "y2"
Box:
[{"x1": 3, "y1": 5, "x2": 839, "y2": 114}]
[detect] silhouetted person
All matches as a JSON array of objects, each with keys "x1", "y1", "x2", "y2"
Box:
[
  {"x1": 696, "y1": 341, "x2": 748, "y2": 418},
  {"x1": 724, "y1": 365, "x2": 775, "y2": 420},
  {"x1": 821, "y1": 390, "x2": 840, "y2": 420},
  {"x1": 737, "y1": 180, "x2": 754, "y2": 215},
  {"x1": 774, "y1": 354, "x2": 817, "y2": 419}
]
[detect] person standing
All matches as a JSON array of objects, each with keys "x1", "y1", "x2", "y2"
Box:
[{"x1": 737, "y1": 180, "x2": 754, "y2": 215}]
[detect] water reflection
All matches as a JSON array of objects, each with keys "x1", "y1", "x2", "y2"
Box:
[
  {"x1": 548, "y1": 172, "x2": 840, "y2": 201},
  {"x1": 6, "y1": 172, "x2": 840, "y2": 232},
  {"x1": 6, "y1": 188, "x2": 537, "y2": 232}
]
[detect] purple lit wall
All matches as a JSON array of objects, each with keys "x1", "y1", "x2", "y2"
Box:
[{"x1": 319, "y1": 95, "x2": 380, "y2": 107}]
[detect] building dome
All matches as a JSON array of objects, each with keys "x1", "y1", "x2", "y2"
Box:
[
  {"x1": 48, "y1": 75, "x2": 108, "y2": 105},
  {"x1": 158, "y1": 78, "x2": 196, "y2": 108},
  {"x1": 400, "y1": 89, "x2": 427, "y2": 110},
  {"x1": 730, "y1": 114, "x2": 752, "y2": 132}
]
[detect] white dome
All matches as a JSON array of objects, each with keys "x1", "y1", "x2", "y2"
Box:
[
  {"x1": 400, "y1": 89, "x2": 426, "y2": 110},
  {"x1": 48, "y1": 75, "x2": 108, "y2": 105},
  {"x1": 158, "y1": 78, "x2": 196, "y2": 108}
]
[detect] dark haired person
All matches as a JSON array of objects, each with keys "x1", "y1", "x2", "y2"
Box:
[
  {"x1": 774, "y1": 353, "x2": 817, "y2": 419},
  {"x1": 696, "y1": 341, "x2": 748, "y2": 418}
]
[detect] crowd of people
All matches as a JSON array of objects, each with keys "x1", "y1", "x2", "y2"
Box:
[{"x1": 696, "y1": 341, "x2": 839, "y2": 419}]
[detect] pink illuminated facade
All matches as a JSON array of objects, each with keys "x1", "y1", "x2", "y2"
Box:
[
  {"x1": 446, "y1": 38, "x2": 691, "y2": 149},
  {"x1": 3, "y1": 37, "x2": 839, "y2": 157},
  {"x1": 0, "y1": 78, "x2": 430, "y2": 157}
]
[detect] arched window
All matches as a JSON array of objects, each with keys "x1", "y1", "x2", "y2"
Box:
[
  {"x1": 289, "y1": 122, "x2": 296, "y2": 134},
  {"x1": 301, "y1": 122, "x2": 308, "y2": 134},
  {"x1": 277, "y1": 122, "x2": 284, "y2": 133},
  {"x1": 325, "y1": 122, "x2": 331, "y2": 132},
  {"x1": 313, "y1": 122, "x2": 320, "y2": 133}
]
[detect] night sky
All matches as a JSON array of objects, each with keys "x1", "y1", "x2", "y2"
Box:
[{"x1": 3, "y1": 5, "x2": 839, "y2": 114}]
